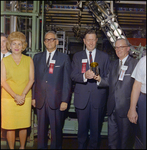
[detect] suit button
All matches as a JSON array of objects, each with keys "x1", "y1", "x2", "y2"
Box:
[{"x1": 46, "y1": 81, "x2": 48, "y2": 83}]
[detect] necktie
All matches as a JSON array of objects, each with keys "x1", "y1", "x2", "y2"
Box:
[
  {"x1": 89, "y1": 52, "x2": 93, "y2": 64},
  {"x1": 3, "y1": 54, "x2": 5, "y2": 58},
  {"x1": 118, "y1": 60, "x2": 122, "y2": 75},
  {"x1": 46, "y1": 53, "x2": 51, "y2": 67}
]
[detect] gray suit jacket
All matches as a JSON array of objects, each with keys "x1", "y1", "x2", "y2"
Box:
[{"x1": 99, "y1": 55, "x2": 138, "y2": 117}]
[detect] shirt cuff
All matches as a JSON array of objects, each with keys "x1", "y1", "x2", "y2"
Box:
[
  {"x1": 96, "y1": 78, "x2": 101, "y2": 86},
  {"x1": 83, "y1": 73, "x2": 87, "y2": 82}
]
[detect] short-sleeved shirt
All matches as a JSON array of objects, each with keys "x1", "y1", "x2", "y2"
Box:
[{"x1": 131, "y1": 55, "x2": 146, "y2": 93}]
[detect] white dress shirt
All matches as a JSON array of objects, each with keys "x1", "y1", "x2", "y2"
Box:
[
  {"x1": 1, "y1": 52, "x2": 11, "y2": 60},
  {"x1": 46, "y1": 49, "x2": 56, "y2": 65}
]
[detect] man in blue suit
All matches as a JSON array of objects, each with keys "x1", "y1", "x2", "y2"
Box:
[
  {"x1": 32, "y1": 31, "x2": 71, "y2": 149},
  {"x1": 71, "y1": 30, "x2": 110, "y2": 149}
]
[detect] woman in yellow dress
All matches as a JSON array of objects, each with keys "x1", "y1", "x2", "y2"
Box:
[{"x1": 1, "y1": 31, "x2": 34, "y2": 149}]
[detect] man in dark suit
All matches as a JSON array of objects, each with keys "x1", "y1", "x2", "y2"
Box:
[
  {"x1": 94, "y1": 38, "x2": 138, "y2": 149},
  {"x1": 71, "y1": 30, "x2": 110, "y2": 149},
  {"x1": 32, "y1": 31, "x2": 71, "y2": 149}
]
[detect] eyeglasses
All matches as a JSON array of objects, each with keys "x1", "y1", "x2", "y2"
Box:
[
  {"x1": 115, "y1": 46, "x2": 129, "y2": 50},
  {"x1": 44, "y1": 38, "x2": 57, "y2": 42}
]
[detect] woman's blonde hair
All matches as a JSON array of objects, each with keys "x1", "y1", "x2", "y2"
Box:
[{"x1": 6, "y1": 31, "x2": 27, "y2": 51}]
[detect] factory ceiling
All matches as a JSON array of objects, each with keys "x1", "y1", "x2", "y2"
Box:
[
  {"x1": 4, "y1": 1, "x2": 146, "y2": 41},
  {"x1": 42, "y1": 1, "x2": 146, "y2": 40}
]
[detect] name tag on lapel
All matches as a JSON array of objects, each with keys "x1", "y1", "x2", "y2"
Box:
[
  {"x1": 119, "y1": 65, "x2": 128, "y2": 81},
  {"x1": 49, "y1": 60, "x2": 56, "y2": 74}
]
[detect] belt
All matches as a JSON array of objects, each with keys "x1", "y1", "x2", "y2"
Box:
[{"x1": 141, "y1": 92, "x2": 146, "y2": 95}]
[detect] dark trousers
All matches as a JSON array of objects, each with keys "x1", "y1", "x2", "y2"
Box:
[
  {"x1": 137, "y1": 93, "x2": 146, "y2": 149},
  {"x1": 37, "y1": 100, "x2": 64, "y2": 149},
  {"x1": 75, "y1": 98, "x2": 105, "y2": 149},
  {"x1": 108, "y1": 110, "x2": 135, "y2": 149}
]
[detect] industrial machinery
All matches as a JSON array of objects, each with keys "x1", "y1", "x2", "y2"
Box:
[
  {"x1": 87, "y1": 1, "x2": 146, "y2": 59},
  {"x1": 88, "y1": 1, "x2": 146, "y2": 58}
]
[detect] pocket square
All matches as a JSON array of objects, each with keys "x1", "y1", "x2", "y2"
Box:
[{"x1": 55, "y1": 66, "x2": 60, "y2": 67}]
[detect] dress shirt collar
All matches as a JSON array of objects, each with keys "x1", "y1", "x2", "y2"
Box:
[
  {"x1": 86, "y1": 48, "x2": 96, "y2": 64},
  {"x1": 119, "y1": 55, "x2": 129, "y2": 65},
  {"x1": 1, "y1": 52, "x2": 11, "y2": 60},
  {"x1": 46, "y1": 49, "x2": 56, "y2": 62}
]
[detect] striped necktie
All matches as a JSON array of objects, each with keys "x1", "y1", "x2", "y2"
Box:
[{"x1": 89, "y1": 52, "x2": 93, "y2": 64}]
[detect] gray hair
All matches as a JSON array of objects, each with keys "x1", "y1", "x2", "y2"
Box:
[
  {"x1": 1, "y1": 32, "x2": 8, "y2": 38},
  {"x1": 115, "y1": 38, "x2": 130, "y2": 46},
  {"x1": 44, "y1": 31, "x2": 58, "y2": 40}
]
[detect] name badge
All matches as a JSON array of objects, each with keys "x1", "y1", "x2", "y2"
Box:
[
  {"x1": 119, "y1": 65, "x2": 128, "y2": 81},
  {"x1": 81, "y1": 59, "x2": 87, "y2": 73},
  {"x1": 49, "y1": 60, "x2": 56, "y2": 74},
  {"x1": 121, "y1": 65, "x2": 128, "y2": 70}
]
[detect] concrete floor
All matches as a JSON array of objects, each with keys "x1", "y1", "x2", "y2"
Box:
[{"x1": 1, "y1": 135, "x2": 108, "y2": 149}]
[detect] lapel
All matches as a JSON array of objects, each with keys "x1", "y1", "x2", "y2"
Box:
[
  {"x1": 82, "y1": 50, "x2": 89, "y2": 70},
  {"x1": 44, "y1": 50, "x2": 58, "y2": 73},
  {"x1": 52, "y1": 50, "x2": 58, "y2": 62},
  {"x1": 124, "y1": 55, "x2": 130, "y2": 66},
  {"x1": 42, "y1": 51, "x2": 49, "y2": 72},
  {"x1": 112, "y1": 59, "x2": 120, "y2": 84},
  {"x1": 81, "y1": 50, "x2": 90, "y2": 70},
  {"x1": 114, "y1": 56, "x2": 130, "y2": 84},
  {"x1": 42, "y1": 51, "x2": 47, "y2": 66},
  {"x1": 123, "y1": 55, "x2": 131, "y2": 74},
  {"x1": 94, "y1": 49, "x2": 100, "y2": 63}
]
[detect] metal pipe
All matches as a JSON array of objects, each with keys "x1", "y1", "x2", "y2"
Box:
[
  {"x1": 110, "y1": 1, "x2": 113, "y2": 14},
  {"x1": 1, "y1": 11, "x2": 39, "y2": 16},
  {"x1": 36, "y1": 1, "x2": 40, "y2": 51},
  {"x1": 1, "y1": 1, "x2": 5, "y2": 32},
  {"x1": 119, "y1": 22, "x2": 144, "y2": 25},
  {"x1": 45, "y1": 10, "x2": 79, "y2": 14},
  {"x1": 117, "y1": 13, "x2": 146, "y2": 17},
  {"x1": 32, "y1": 1, "x2": 37, "y2": 54},
  {"x1": 107, "y1": 1, "x2": 146, "y2": 5},
  {"x1": 10, "y1": 1, "x2": 18, "y2": 33},
  {"x1": 36, "y1": 17, "x2": 40, "y2": 50},
  {"x1": 41, "y1": 1, "x2": 44, "y2": 52}
]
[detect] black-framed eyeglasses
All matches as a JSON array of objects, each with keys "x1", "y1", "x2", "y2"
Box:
[
  {"x1": 44, "y1": 38, "x2": 57, "y2": 42},
  {"x1": 115, "y1": 46, "x2": 129, "y2": 50}
]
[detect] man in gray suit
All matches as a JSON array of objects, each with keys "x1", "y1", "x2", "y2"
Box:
[{"x1": 94, "y1": 38, "x2": 138, "y2": 149}]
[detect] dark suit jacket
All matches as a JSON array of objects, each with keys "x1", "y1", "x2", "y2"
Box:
[
  {"x1": 100, "y1": 55, "x2": 138, "y2": 117},
  {"x1": 32, "y1": 50, "x2": 71, "y2": 109},
  {"x1": 71, "y1": 49, "x2": 110, "y2": 109}
]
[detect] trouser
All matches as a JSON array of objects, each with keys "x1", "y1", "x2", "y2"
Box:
[
  {"x1": 76, "y1": 98, "x2": 105, "y2": 149},
  {"x1": 108, "y1": 110, "x2": 135, "y2": 149},
  {"x1": 137, "y1": 93, "x2": 146, "y2": 149},
  {"x1": 37, "y1": 100, "x2": 64, "y2": 149}
]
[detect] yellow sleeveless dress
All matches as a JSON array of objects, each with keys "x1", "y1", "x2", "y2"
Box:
[{"x1": 1, "y1": 54, "x2": 32, "y2": 129}]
